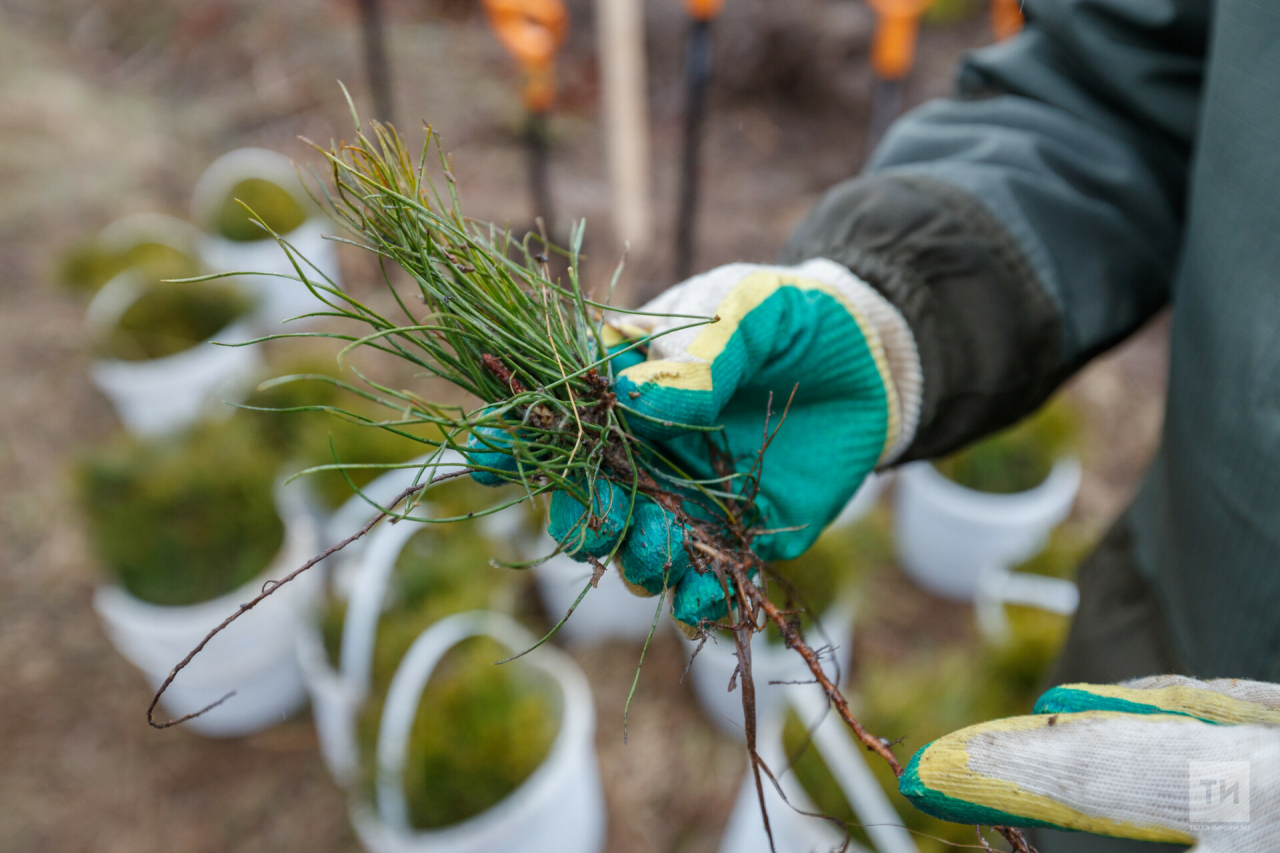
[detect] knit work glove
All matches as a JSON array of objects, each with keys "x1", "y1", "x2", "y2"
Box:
[
  {"x1": 900, "y1": 676, "x2": 1280, "y2": 851},
  {"x1": 469, "y1": 259, "x2": 922, "y2": 629}
]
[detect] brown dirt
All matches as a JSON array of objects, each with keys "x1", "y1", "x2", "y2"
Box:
[{"x1": 0, "y1": 3, "x2": 1168, "y2": 852}]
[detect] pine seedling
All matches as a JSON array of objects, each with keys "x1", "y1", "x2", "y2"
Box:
[{"x1": 147, "y1": 104, "x2": 1035, "y2": 853}]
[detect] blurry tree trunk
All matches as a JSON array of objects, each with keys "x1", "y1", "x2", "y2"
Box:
[
  {"x1": 674, "y1": 17, "x2": 711, "y2": 281},
  {"x1": 356, "y1": 0, "x2": 395, "y2": 125}
]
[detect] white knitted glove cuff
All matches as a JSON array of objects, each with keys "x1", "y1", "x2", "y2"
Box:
[
  {"x1": 617, "y1": 260, "x2": 924, "y2": 463},
  {"x1": 792, "y1": 258, "x2": 923, "y2": 463}
]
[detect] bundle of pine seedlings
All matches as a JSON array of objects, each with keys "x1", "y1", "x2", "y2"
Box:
[{"x1": 150, "y1": 105, "x2": 1033, "y2": 853}]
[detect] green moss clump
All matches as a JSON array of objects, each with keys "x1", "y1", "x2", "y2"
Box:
[
  {"x1": 932, "y1": 397, "x2": 1079, "y2": 494},
  {"x1": 324, "y1": 479, "x2": 530, "y2": 672},
  {"x1": 76, "y1": 419, "x2": 285, "y2": 606},
  {"x1": 402, "y1": 637, "x2": 559, "y2": 829},
  {"x1": 98, "y1": 280, "x2": 254, "y2": 361},
  {"x1": 215, "y1": 178, "x2": 308, "y2": 241},
  {"x1": 321, "y1": 479, "x2": 548, "y2": 828},
  {"x1": 60, "y1": 239, "x2": 201, "y2": 294},
  {"x1": 763, "y1": 507, "x2": 894, "y2": 642},
  {"x1": 298, "y1": 415, "x2": 432, "y2": 511},
  {"x1": 237, "y1": 361, "x2": 435, "y2": 510}
]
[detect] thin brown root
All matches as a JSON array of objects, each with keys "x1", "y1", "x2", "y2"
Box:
[
  {"x1": 664, "y1": 386, "x2": 1035, "y2": 852},
  {"x1": 146, "y1": 470, "x2": 470, "y2": 729},
  {"x1": 742, "y1": 577, "x2": 1037, "y2": 853},
  {"x1": 749, "y1": 587, "x2": 902, "y2": 775},
  {"x1": 732, "y1": 622, "x2": 776, "y2": 853},
  {"x1": 994, "y1": 826, "x2": 1037, "y2": 853},
  {"x1": 680, "y1": 633, "x2": 708, "y2": 683}
]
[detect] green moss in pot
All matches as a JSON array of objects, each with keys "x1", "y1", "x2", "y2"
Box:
[
  {"x1": 60, "y1": 239, "x2": 201, "y2": 294},
  {"x1": 759, "y1": 508, "x2": 893, "y2": 643},
  {"x1": 322, "y1": 482, "x2": 549, "y2": 828},
  {"x1": 399, "y1": 637, "x2": 559, "y2": 829},
  {"x1": 215, "y1": 178, "x2": 308, "y2": 242},
  {"x1": 320, "y1": 478, "x2": 526, "y2": 670},
  {"x1": 76, "y1": 419, "x2": 284, "y2": 607},
  {"x1": 96, "y1": 279, "x2": 254, "y2": 362},
  {"x1": 931, "y1": 398, "x2": 1079, "y2": 494}
]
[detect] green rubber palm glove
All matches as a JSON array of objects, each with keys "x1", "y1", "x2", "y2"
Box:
[
  {"x1": 900, "y1": 676, "x2": 1280, "y2": 851},
  {"x1": 469, "y1": 259, "x2": 922, "y2": 629}
]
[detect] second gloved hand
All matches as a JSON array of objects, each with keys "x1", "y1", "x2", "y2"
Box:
[
  {"x1": 471, "y1": 259, "x2": 922, "y2": 629},
  {"x1": 900, "y1": 676, "x2": 1280, "y2": 852}
]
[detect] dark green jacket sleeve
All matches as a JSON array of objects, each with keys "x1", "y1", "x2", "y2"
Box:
[{"x1": 780, "y1": 0, "x2": 1209, "y2": 460}]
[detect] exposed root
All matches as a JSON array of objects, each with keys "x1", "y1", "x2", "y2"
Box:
[{"x1": 144, "y1": 420, "x2": 1036, "y2": 853}]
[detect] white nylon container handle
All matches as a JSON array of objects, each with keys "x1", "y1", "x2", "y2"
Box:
[
  {"x1": 97, "y1": 212, "x2": 202, "y2": 258},
  {"x1": 85, "y1": 272, "x2": 148, "y2": 339},
  {"x1": 326, "y1": 454, "x2": 445, "y2": 548},
  {"x1": 974, "y1": 564, "x2": 1080, "y2": 643},
  {"x1": 373, "y1": 610, "x2": 591, "y2": 834},
  {"x1": 338, "y1": 450, "x2": 469, "y2": 702},
  {"x1": 788, "y1": 686, "x2": 920, "y2": 853},
  {"x1": 340, "y1": 511, "x2": 429, "y2": 702}
]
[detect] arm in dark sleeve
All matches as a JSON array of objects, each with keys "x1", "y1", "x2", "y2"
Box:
[{"x1": 780, "y1": 0, "x2": 1209, "y2": 460}]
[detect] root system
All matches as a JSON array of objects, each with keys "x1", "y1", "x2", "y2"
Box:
[{"x1": 147, "y1": 96, "x2": 1035, "y2": 853}]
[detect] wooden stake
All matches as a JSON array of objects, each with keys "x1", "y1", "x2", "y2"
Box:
[{"x1": 595, "y1": 0, "x2": 652, "y2": 252}]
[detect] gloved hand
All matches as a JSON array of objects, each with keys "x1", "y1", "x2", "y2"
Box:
[
  {"x1": 469, "y1": 259, "x2": 922, "y2": 629},
  {"x1": 900, "y1": 676, "x2": 1280, "y2": 852}
]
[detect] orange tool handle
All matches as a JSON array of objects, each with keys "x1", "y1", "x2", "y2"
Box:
[
  {"x1": 991, "y1": 0, "x2": 1025, "y2": 40},
  {"x1": 684, "y1": 0, "x2": 724, "y2": 22},
  {"x1": 482, "y1": 0, "x2": 569, "y2": 111},
  {"x1": 865, "y1": 0, "x2": 932, "y2": 81},
  {"x1": 482, "y1": 0, "x2": 568, "y2": 65}
]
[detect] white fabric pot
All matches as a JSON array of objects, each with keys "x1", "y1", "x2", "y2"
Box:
[
  {"x1": 191, "y1": 148, "x2": 342, "y2": 332},
  {"x1": 299, "y1": 451, "x2": 522, "y2": 785},
  {"x1": 96, "y1": 212, "x2": 203, "y2": 261},
  {"x1": 86, "y1": 273, "x2": 262, "y2": 437},
  {"x1": 93, "y1": 483, "x2": 321, "y2": 737},
  {"x1": 533, "y1": 543, "x2": 662, "y2": 645},
  {"x1": 349, "y1": 611, "x2": 606, "y2": 853},
  {"x1": 893, "y1": 458, "x2": 1081, "y2": 601},
  {"x1": 197, "y1": 219, "x2": 341, "y2": 331},
  {"x1": 681, "y1": 602, "x2": 855, "y2": 742}
]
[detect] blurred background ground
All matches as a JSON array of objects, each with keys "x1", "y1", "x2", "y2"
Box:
[{"x1": 0, "y1": 1, "x2": 1170, "y2": 851}]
